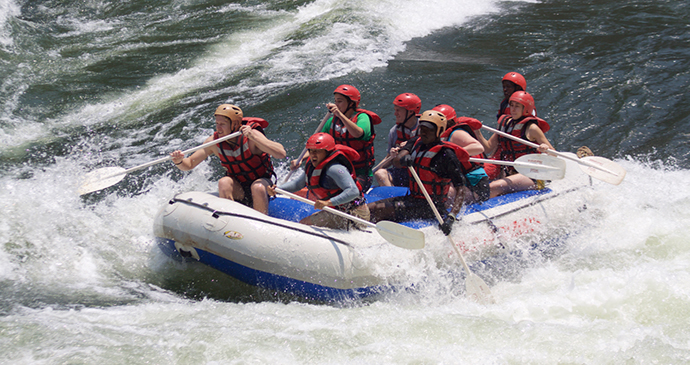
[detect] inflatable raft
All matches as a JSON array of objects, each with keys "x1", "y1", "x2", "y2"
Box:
[{"x1": 154, "y1": 155, "x2": 592, "y2": 301}]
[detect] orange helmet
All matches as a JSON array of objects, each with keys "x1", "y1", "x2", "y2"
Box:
[
  {"x1": 214, "y1": 104, "x2": 243, "y2": 124},
  {"x1": 502, "y1": 72, "x2": 527, "y2": 91},
  {"x1": 333, "y1": 84, "x2": 361, "y2": 108},
  {"x1": 418, "y1": 110, "x2": 447, "y2": 137},
  {"x1": 509, "y1": 91, "x2": 535, "y2": 117},
  {"x1": 306, "y1": 133, "x2": 335, "y2": 151}
]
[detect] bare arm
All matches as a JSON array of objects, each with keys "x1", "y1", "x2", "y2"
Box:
[
  {"x1": 473, "y1": 129, "x2": 498, "y2": 157},
  {"x1": 244, "y1": 125, "x2": 287, "y2": 159},
  {"x1": 449, "y1": 184, "x2": 466, "y2": 217},
  {"x1": 524, "y1": 123, "x2": 554, "y2": 153},
  {"x1": 170, "y1": 135, "x2": 216, "y2": 171},
  {"x1": 450, "y1": 130, "x2": 484, "y2": 156}
]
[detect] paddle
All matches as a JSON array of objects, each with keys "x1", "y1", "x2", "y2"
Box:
[
  {"x1": 78, "y1": 131, "x2": 242, "y2": 195},
  {"x1": 372, "y1": 155, "x2": 394, "y2": 173},
  {"x1": 282, "y1": 111, "x2": 332, "y2": 183},
  {"x1": 274, "y1": 187, "x2": 425, "y2": 250},
  {"x1": 471, "y1": 154, "x2": 566, "y2": 181},
  {"x1": 481, "y1": 125, "x2": 626, "y2": 185},
  {"x1": 407, "y1": 167, "x2": 495, "y2": 304}
]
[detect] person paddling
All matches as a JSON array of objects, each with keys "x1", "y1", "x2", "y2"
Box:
[
  {"x1": 368, "y1": 110, "x2": 484, "y2": 236},
  {"x1": 374, "y1": 92, "x2": 421, "y2": 187},
  {"x1": 474, "y1": 91, "x2": 554, "y2": 198},
  {"x1": 293, "y1": 85, "x2": 381, "y2": 191},
  {"x1": 270, "y1": 133, "x2": 370, "y2": 230},
  {"x1": 434, "y1": 104, "x2": 490, "y2": 203},
  {"x1": 170, "y1": 104, "x2": 286, "y2": 214}
]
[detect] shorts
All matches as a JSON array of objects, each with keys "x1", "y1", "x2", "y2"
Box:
[
  {"x1": 483, "y1": 163, "x2": 501, "y2": 180},
  {"x1": 236, "y1": 177, "x2": 271, "y2": 207},
  {"x1": 470, "y1": 176, "x2": 490, "y2": 202},
  {"x1": 388, "y1": 167, "x2": 410, "y2": 187}
]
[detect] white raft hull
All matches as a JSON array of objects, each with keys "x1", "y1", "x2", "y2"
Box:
[{"x1": 154, "y1": 154, "x2": 592, "y2": 301}]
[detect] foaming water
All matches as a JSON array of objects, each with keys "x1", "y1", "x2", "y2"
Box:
[
  {"x1": 2, "y1": 155, "x2": 690, "y2": 361},
  {"x1": 2, "y1": 0, "x2": 690, "y2": 362},
  {"x1": 0, "y1": 0, "x2": 19, "y2": 47}
]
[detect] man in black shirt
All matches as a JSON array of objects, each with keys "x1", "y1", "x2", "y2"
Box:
[{"x1": 367, "y1": 110, "x2": 481, "y2": 235}]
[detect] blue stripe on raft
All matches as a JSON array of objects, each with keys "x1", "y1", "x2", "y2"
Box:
[
  {"x1": 270, "y1": 186, "x2": 552, "y2": 226},
  {"x1": 156, "y1": 237, "x2": 386, "y2": 302}
]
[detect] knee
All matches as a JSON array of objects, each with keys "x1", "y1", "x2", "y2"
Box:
[
  {"x1": 218, "y1": 176, "x2": 235, "y2": 191},
  {"x1": 250, "y1": 180, "x2": 269, "y2": 197},
  {"x1": 374, "y1": 169, "x2": 390, "y2": 185}
]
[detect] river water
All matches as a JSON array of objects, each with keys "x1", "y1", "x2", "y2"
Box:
[{"x1": 1, "y1": 0, "x2": 690, "y2": 363}]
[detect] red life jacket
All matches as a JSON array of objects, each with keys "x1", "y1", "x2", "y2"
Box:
[
  {"x1": 440, "y1": 117, "x2": 486, "y2": 167},
  {"x1": 495, "y1": 115, "x2": 551, "y2": 162},
  {"x1": 215, "y1": 117, "x2": 274, "y2": 184},
  {"x1": 395, "y1": 122, "x2": 417, "y2": 146},
  {"x1": 407, "y1": 139, "x2": 471, "y2": 203},
  {"x1": 305, "y1": 146, "x2": 363, "y2": 202},
  {"x1": 328, "y1": 109, "x2": 381, "y2": 171}
]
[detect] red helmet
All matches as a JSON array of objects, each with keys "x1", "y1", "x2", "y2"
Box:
[
  {"x1": 393, "y1": 93, "x2": 422, "y2": 114},
  {"x1": 432, "y1": 104, "x2": 456, "y2": 122},
  {"x1": 306, "y1": 132, "x2": 335, "y2": 151},
  {"x1": 502, "y1": 72, "x2": 527, "y2": 91},
  {"x1": 333, "y1": 84, "x2": 361, "y2": 108},
  {"x1": 509, "y1": 91, "x2": 535, "y2": 117}
]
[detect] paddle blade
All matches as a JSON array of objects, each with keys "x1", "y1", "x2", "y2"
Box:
[
  {"x1": 465, "y1": 273, "x2": 495, "y2": 304},
  {"x1": 579, "y1": 156, "x2": 626, "y2": 185},
  {"x1": 514, "y1": 154, "x2": 566, "y2": 180},
  {"x1": 78, "y1": 167, "x2": 127, "y2": 195},
  {"x1": 375, "y1": 221, "x2": 425, "y2": 250}
]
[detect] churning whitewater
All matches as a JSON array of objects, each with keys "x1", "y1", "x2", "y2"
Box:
[{"x1": 1, "y1": 0, "x2": 690, "y2": 363}]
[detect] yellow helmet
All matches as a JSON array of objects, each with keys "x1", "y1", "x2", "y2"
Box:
[
  {"x1": 214, "y1": 104, "x2": 243, "y2": 124},
  {"x1": 418, "y1": 110, "x2": 447, "y2": 137}
]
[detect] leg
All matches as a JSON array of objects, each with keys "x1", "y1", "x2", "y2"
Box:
[
  {"x1": 366, "y1": 198, "x2": 397, "y2": 223},
  {"x1": 374, "y1": 168, "x2": 393, "y2": 187},
  {"x1": 488, "y1": 173, "x2": 536, "y2": 198},
  {"x1": 250, "y1": 178, "x2": 271, "y2": 215},
  {"x1": 301, "y1": 209, "x2": 346, "y2": 229},
  {"x1": 218, "y1": 176, "x2": 245, "y2": 201}
]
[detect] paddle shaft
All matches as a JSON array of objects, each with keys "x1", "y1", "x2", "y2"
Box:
[
  {"x1": 283, "y1": 111, "x2": 332, "y2": 183},
  {"x1": 469, "y1": 157, "x2": 560, "y2": 171},
  {"x1": 94, "y1": 130, "x2": 243, "y2": 182},
  {"x1": 481, "y1": 125, "x2": 618, "y2": 176},
  {"x1": 136, "y1": 131, "x2": 242, "y2": 173},
  {"x1": 372, "y1": 155, "x2": 394, "y2": 173},
  {"x1": 274, "y1": 188, "x2": 375, "y2": 229},
  {"x1": 407, "y1": 167, "x2": 474, "y2": 275}
]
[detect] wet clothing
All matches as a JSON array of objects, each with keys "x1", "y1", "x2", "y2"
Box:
[
  {"x1": 279, "y1": 165, "x2": 360, "y2": 207},
  {"x1": 214, "y1": 122, "x2": 274, "y2": 185},
  {"x1": 495, "y1": 114, "x2": 550, "y2": 174},
  {"x1": 371, "y1": 138, "x2": 470, "y2": 222},
  {"x1": 322, "y1": 112, "x2": 377, "y2": 190},
  {"x1": 383, "y1": 121, "x2": 419, "y2": 187}
]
